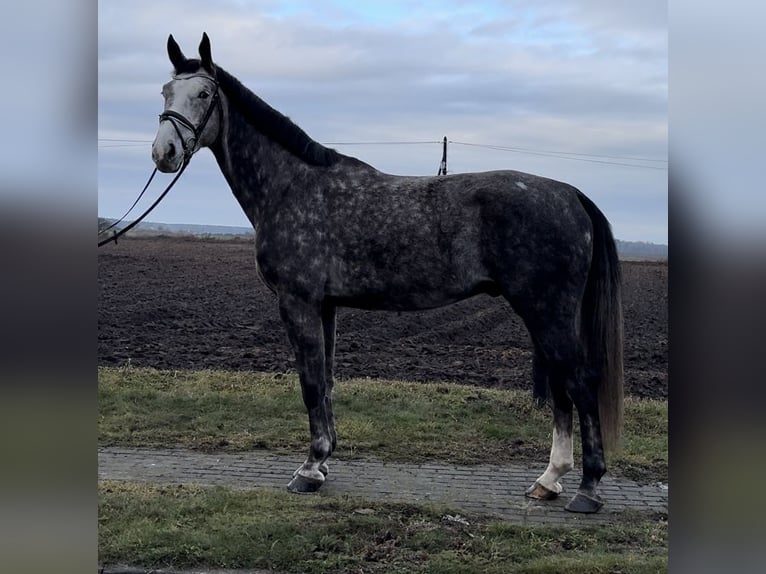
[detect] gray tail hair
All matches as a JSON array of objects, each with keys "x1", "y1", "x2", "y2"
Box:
[{"x1": 577, "y1": 191, "x2": 625, "y2": 453}]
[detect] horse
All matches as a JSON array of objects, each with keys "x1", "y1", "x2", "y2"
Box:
[{"x1": 151, "y1": 33, "x2": 624, "y2": 514}]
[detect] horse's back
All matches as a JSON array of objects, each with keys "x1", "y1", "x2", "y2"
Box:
[
  {"x1": 379, "y1": 169, "x2": 594, "y2": 266},
  {"x1": 317, "y1": 168, "x2": 593, "y2": 310}
]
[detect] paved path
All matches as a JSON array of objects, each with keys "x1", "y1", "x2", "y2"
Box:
[{"x1": 99, "y1": 447, "x2": 667, "y2": 526}]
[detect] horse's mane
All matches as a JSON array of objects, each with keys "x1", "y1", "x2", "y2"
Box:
[{"x1": 174, "y1": 59, "x2": 341, "y2": 167}]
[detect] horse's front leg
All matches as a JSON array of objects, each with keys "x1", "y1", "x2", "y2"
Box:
[
  {"x1": 279, "y1": 294, "x2": 333, "y2": 493},
  {"x1": 322, "y1": 303, "x2": 338, "y2": 454}
]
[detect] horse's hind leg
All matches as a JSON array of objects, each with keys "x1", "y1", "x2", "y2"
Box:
[
  {"x1": 278, "y1": 294, "x2": 333, "y2": 493},
  {"x1": 525, "y1": 362, "x2": 574, "y2": 500},
  {"x1": 564, "y1": 367, "x2": 607, "y2": 513},
  {"x1": 522, "y1": 318, "x2": 606, "y2": 513}
]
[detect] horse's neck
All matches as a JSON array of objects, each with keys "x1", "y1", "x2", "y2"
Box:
[{"x1": 211, "y1": 104, "x2": 310, "y2": 226}]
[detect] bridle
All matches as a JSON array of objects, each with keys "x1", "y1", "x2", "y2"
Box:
[
  {"x1": 158, "y1": 73, "x2": 222, "y2": 160},
  {"x1": 98, "y1": 73, "x2": 222, "y2": 248}
]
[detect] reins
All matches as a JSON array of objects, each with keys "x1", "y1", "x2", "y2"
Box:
[
  {"x1": 98, "y1": 73, "x2": 221, "y2": 248},
  {"x1": 98, "y1": 168, "x2": 158, "y2": 237},
  {"x1": 97, "y1": 160, "x2": 189, "y2": 247}
]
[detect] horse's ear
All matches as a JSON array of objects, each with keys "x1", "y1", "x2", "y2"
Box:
[
  {"x1": 199, "y1": 32, "x2": 215, "y2": 72},
  {"x1": 167, "y1": 34, "x2": 187, "y2": 71}
]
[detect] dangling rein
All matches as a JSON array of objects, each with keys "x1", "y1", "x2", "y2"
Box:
[{"x1": 97, "y1": 160, "x2": 190, "y2": 247}]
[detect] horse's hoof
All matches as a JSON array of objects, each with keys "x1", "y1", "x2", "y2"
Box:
[
  {"x1": 287, "y1": 472, "x2": 324, "y2": 494},
  {"x1": 293, "y1": 463, "x2": 329, "y2": 478},
  {"x1": 525, "y1": 481, "x2": 560, "y2": 500},
  {"x1": 564, "y1": 491, "x2": 604, "y2": 513}
]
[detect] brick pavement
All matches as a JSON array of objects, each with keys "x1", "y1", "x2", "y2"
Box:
[{"x1": 98, "y1": 447, "x2": 667, "y2": 526}]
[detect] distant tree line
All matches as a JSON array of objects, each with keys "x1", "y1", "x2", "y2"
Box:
[
  {"x1": 97, "y1": 217, "x2": 666, "y2": 257},
  {"x1": 615, "y1": 240, "x2": 667, "y2": 257}
]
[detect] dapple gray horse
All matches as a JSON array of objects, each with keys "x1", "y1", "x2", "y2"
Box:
[{"x1": 152, "y1": 33, "x2": 624, "y2": 513}]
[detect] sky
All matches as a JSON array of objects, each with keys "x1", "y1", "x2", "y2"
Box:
[{"x1": 98, "y1": 0, "x2": 668, "y2": 244}]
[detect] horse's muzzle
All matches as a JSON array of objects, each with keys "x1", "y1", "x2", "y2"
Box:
[{"x1": 152, "y1": 140, "x2": 183, "y2": 173}]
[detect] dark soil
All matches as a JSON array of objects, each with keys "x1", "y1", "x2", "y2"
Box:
[{"x1": 98, "y1": 236, "x2": 667, "y2": 400}]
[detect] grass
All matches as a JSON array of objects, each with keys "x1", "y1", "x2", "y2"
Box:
[
  {"x1": 99, "y1": 481, "x2": 668, "y2": 574},
  {"x1": 98, "y1": 367, "x2": 668, "y2": 572},
  {"x1": 98, "y1": 366, "x2": 667, "y2": 482}
]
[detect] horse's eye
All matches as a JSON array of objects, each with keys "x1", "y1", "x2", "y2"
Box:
[{"x1": 199, "y1": 90, "x2": 210, "y2": 99}]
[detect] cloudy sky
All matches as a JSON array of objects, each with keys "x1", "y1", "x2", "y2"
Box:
[{"x1": 98, "y1": 0, "x2": 667, "y2": 243}]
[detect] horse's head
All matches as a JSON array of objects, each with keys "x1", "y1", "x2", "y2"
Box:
[{"x1": 152, "y1": 33, "x2": 222, "y2": 173}]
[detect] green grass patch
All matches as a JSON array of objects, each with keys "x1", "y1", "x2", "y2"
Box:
[
  {"x1": 98, "y1": 367, "x2": 667, "y2": 481},
  {"x1": 99, "y1": 481, "x2": 667, "y2": 573}
]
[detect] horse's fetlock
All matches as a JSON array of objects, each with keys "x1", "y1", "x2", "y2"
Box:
[
  {"x1": 584, "y1": 455, "x2": 606, "y2": 481},
  {"x1": 311, "y1": 435, "x2": 332, "y2": 460}
]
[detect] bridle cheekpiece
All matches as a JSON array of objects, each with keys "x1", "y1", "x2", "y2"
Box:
[{"x1": 158, "y1": 73, "x2": 221, "y2": 161}]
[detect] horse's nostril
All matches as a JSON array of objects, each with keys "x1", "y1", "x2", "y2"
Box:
[{"x1": 168, "y1": 142, "x2": 176, "y2": 158}]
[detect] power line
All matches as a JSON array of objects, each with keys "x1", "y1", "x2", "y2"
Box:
[
  {"x1": 97, "y1": 136, "x2": 667, "y2": 169},
  {"x1": 99, "y1": 143, "x2": 151, "y2": 148},
  {"x1": 99, "y1": 137, "x2": 153, "y2": 143},
  {"x1": 98, "y1": 137, "x2": 666, "y2": 162},
  {"x1": 326, "y1": 139, "x2": 668, "y2": 165},
  {"x1": 449, "y1": 141, "x2": 667, "y2": 171},
  {"x1": 451, "y1": 142, "x2": 667, "y2": 163},
  {"x1": 98, "y1": 138, "x2": 442, "y2": 145},
  {"x1": 323, "y1": 140, "x2": 441, "y2": 145}
]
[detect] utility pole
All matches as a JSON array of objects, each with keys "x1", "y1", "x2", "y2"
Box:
[{"x1": 437, "y1": 136, "x2": 447, "y2": 175}]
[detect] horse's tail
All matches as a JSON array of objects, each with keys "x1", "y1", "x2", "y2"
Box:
[{"x1": 577, "y1": 191, "x2": 624, "y2": 453}]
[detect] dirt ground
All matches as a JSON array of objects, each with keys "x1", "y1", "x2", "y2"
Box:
[{"x1": 98, "y1": 236, "x2": 667, "y2": 400}]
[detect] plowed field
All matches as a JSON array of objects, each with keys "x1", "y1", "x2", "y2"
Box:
[{"x1": 98, "y1": 237, "x2": 667, "y2": 399}]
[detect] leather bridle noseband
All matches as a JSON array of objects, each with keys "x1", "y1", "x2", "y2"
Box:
[
  {"x1": 158, "y1": 73, "x2": 222, "y2": 160},
  {"x1": 97, "y1": 73, "x2": 222, "y2": 248}
]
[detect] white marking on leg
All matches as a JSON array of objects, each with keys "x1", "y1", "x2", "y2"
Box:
[{"x1": 536, "y1": 425, "x2": 574, "y2": 493}]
